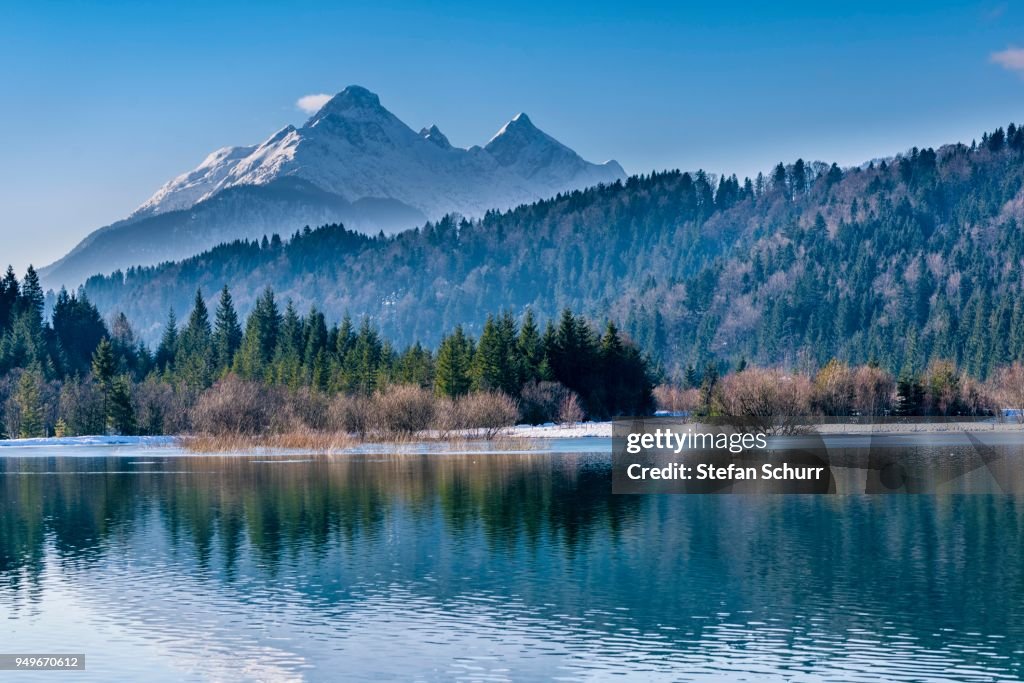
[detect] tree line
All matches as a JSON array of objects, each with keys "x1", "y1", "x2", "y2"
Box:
[
  {"x1": 79, "y1": 122, "x2": 1024, "y2": 382},
  {"x1": 0, "y1": 267, "x2": 653, "y2": 438},
  {"x1": 655, "y1": 357, "x2": 1024, "y2": 433}
]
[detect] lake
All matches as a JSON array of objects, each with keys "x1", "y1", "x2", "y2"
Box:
[{"x1": 1, "y1": 440, "x2": 1023, "y2": 681}]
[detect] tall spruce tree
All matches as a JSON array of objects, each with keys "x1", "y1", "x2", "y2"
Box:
[
  {"x1": 0, "y1": 266, "x2": 18, "y2": 333},
  {"x1": 472, "y1": 315, "x2": 503, "y2": 393},
  {"x1": 212, "y1": 285, "x2": 242, "y2": 373},
  {"x1": 517, "y1": 309, "x2": 544, "y2": 385},
  {"x1": 15, "y1": 369, "x2": 45, "y2": 438},
  {"x1": 176, "y1": 289, "x2": 214, "y2": 388},
  {"x1": 108, "y1": 375, "x2": 137, "y2": 435},
  {"x1": 155, "y1": 309, "x2": 178, "y2": 372},
  {"x1": 435, "y1": 325, "x2": 473, "y2": 397},
  {"x1": 303, "y1": 307, "x2": 329, "y2": 390},
  {"x1": 233, "y1": 287, "x2": 280, "y2": 381},
  {"x1": 273, "y1": 301, "x2": 304, "y2": 388}
]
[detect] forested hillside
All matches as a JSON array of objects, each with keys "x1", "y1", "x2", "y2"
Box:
[{"x1": 82, "y1": 123, "x2": 1024, "y2": 380}]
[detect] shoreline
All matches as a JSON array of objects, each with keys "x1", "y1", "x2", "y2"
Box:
[{"x1": 3, "y1": 419, "x2": 1024, "y2": 451}]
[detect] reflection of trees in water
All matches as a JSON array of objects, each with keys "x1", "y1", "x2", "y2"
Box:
[
  {"x1": 0, "y1": 456, "x2": 149, "y2": 592},
  {"x1": 0, "y1": 454, "x2": 638, "y2": 586},
  {"x1": 2, "y1": 455, "x2": 1024, "y2": 654}
]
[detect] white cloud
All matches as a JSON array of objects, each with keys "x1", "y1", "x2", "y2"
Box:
[
  {"x1": 991, "y1": 47, "x2": 1024, "y2": 73},
  {"x1": 296, "y1": 93, "x2": 332, "y2": 114}
]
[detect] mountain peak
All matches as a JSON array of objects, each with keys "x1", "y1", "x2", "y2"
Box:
[
  {"x1": 330, "y1": 85, "x2": 381, "y2": 108},
  {"x1": 488, "y1": 113, "x2": 540, "y2": 144},
  {"x1": 306, "y1": 85, "x2": 385, "y2": 125},
  {"x1": 57, "y1": 87, "x2": 627, "y2": 288},
  {"x1": 419, "y1": 124, "x2": 452, "y2": 149},
  {"x1": 510, "y1": 112, "x2": 534, "y2": 127}
]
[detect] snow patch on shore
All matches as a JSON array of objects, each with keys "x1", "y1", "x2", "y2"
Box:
[
  {"x1": 506, "y1": 422, "x2": 611, "y2": 438},
  {"x1": 0, "y1": 435, "x2": 177, "y2": 448}
]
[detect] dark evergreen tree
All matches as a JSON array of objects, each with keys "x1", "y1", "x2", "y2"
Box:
[
  {"x1": 176, "y1": 289, "x2": 214, "y2": 388},
  {"x1": 155, "y1": 309, "x2": 178, "y2": 372},
  {"x1": 108, "y1": 375, "x2": 137, "y2": 435},
  {"x1": 435, "y1": 325, "x2": 473, "y2": 397},
  {"x1": 517, "y1": 309, "x2": 544, "y2": 385},
  {"x1": 212, "y1": 285, "x2": 242, "y2": 373},
  {"x1": 233, "y1": 287, "x2": 280, "y2": 381}
]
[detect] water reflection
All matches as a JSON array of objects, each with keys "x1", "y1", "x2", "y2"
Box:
[{"x1": 1, "y1": 451, "x2": 1022, "y2": 681}]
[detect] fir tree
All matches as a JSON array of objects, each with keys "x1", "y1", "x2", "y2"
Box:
[
  {"x1": 517, "y1": 309, "x2": 544, "y2": 385},
  {"x1": 303, "y1": 307, "x2": 329, "y2": 389},
  {"x1": 0, "y1": 266, "x2": 19, "y2": 333},
  {"x1": 91, "y1": 337, "x2": 116, "y2": 390},
  {"x1": 471, "y1": 315, "x2": 504, "y2": 392},
  {"x1": 435, "y1": 325, "x2": 473, "y2": 397},
  {"x1": 233, "y1": 287, "x2": 280, "y2": 381},
  {"x1": 346, "y1": 317, "x2": 383, "y2": 394},
  {"x1": 155, "y1": 309, "x2": 178, "y2": 372},
  {"x1": 17, "y1": 265, "x2": 44, "y2": 326},
  {"x1": 108, "y1": 375, "x2": 137, "y2": 435},
  {"x1": 176, "y1": 289, "x2": 214, "y2": 388},
  {"x1": 15, "y1": 369, "x2": 44, "y2": 438},
  {"x1": 212, "y1": 285, "x2": 242, "y2": 373},
  {"x1": 273, "y1": 300, "x2": 304, "y2": 387}
]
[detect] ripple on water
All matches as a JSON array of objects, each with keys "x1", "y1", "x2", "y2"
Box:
[{"x1": 0, "y1": 454, "x2": 1022, "y2": 681}]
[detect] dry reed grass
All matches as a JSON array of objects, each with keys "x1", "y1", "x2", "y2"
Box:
[{"x1": 183, "y1": 429, "x2": 357, "y2": 453}]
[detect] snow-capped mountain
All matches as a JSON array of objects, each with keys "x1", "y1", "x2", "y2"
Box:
[{"x1": 41, "y1": 86, "x2": 624, "y2": 287}]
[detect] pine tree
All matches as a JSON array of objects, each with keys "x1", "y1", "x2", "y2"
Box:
[
  {"x1": 176, "y1": 289, "x2": 214, "y2": 388},
  {"x1": 548, "y1": 309, "x2": 601, "y2": 412},
  {"x1": 699, "y1": 362, "x2": 719, "y2": 416},
  {"x1": 0, "y1": 266, "x2": 19, "y2": 333},
  {"x1": 91, "y1": 337, "x2": 116, "y2": 429},
  {"x1": 895, "y1": 373, "x2": 925, "y2": 416},
  {"x1": 213, "y1": 285, "x2": 242, "y2": 372},
  {"x1": 772, "y1": 162, "x2": 789, "y2": 197},
  {"x1": 108, "y1": 375, "x2": 137, "y2": 435},
  {"x1": 233, "y1": 287, "x2": 280, "y2": 381},
  {"x1": 967, "y1": 289, "x2": 991, "y2": 379},
  {"x1": 155, "y1": 308, "x2": 178, "y2": 372},
  {"x1": 472, "y1": 315, "x2": 503, "y2": 392},
  {"x1": 394, "y1": 342, "x2": 434, "y2": 388},
  {"x1": 336, "y1": 314, "x2": 355, "y2": 358},
  {"x1": 303, "y1": 307, "x2": 329, "y2": 389},
  {"x1": 346, "y1": 317, "x2": 383, "y2": 394},
  {"x1": 91, "y1": 337, "x2": 115, "y2": 390},
  {"x1": 435, "y1": 325, "x2": 473, "y2": 397},
  {"x1": 599, "y1": 321, "x2": 625, "y2": 415},
  {"x1": 15, "y1": 369, "x2": 44, "y2": 438},
  {"x1": 791, "y1": 158, "x2": 807, "y2": 195},
  {"x1": 17, "y1": 265, "x2": 44, "y2": 326},
  {"x1": 273, "y1": 301, "x2": 303, "y2": 387},
  {"x1": 517, "y1": 309, "x2": 543, "y2": 385},
  {"x1": 51, "y1": 288, "x2": 108, "y2": 377},
  {"x1": 496, "y1": 311, "x2": 520, "y2": 393},
  {"x1": 684, "y1": 364, "x2": 699, "y2": 389}
]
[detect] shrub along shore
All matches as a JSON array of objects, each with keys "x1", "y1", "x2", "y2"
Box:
[{"x1": 653, "y1": 360, "x2": 1024, "y2": 435}]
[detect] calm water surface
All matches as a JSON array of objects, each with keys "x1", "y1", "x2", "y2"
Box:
[{"x1": 1, "y1": 442, "x2": 1023, "y2": 681}]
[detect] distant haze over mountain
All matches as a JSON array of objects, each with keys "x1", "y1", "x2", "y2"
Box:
[{"x1": 40, "y1": 85, "x2": 624, "y2": 288}]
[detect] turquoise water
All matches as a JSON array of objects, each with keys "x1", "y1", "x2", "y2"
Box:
[{"x1": 1, "y1": 445, "x2": 1023, "y2": 681}]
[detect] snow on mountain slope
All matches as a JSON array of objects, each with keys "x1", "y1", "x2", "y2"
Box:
[
  {"x1": 41, "y1": 85, "x2": 625, "y2": 288},
  {"x1": 133, "y1": 85, "x2": 623, "y2": 221}
]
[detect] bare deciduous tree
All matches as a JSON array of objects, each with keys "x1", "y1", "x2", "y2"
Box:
[
  {"x1": 992, "y1": 363, "x2": 1024, "y2": 422},
  {"x1": 557, "y1": 392, "x2": 584, "y2": 426},
  {"x1": 716, "y1": 367, "x2": 813, "y2": 434}
]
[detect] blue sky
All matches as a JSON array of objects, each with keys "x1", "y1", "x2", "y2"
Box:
[{"x1": 2, "y1": 0, "x2": 1024, "y2": 273}]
